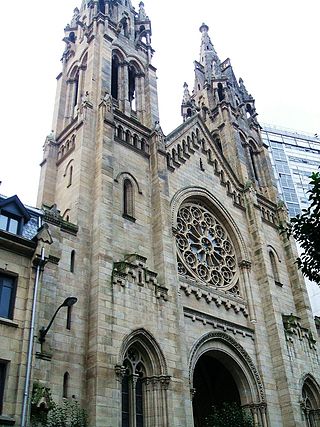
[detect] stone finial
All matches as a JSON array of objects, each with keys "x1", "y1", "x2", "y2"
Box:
[
  {"x1": 182, "y1": 82, "x2": 191, "y2": 104},
  {"x1": 71, "y1": 8, "x2": 80, "y2": 27},
  {"x1": 138, "y1": 1, "x2": 148, "y2": 20},
  {"x1": 199, "y1": 23, "x2": 209, "y2": 33}
]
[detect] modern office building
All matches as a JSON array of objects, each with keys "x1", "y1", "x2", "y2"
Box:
[
  {"x1": 262, "y1": 125, "x2": 320, "y2": 316},
  {"x1": 262, "y1": 125, "x2": 320, "y2": 218}
]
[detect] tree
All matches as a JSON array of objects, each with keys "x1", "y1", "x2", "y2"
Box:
[
  {"x1": 30, "y1": 382, "x2": 87, "y2": 427},
  {"x1": 46, "y1": 399, "x2": 87, "y2": 427},
  {"x1": 284, "y1": 171, "x2": 320, "y2": 285},
  {"x1": 205, "y1": 402, "x2": 254, "y2": 427}
]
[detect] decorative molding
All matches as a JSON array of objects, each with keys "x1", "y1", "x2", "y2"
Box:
[
  {"x1": 112, "y1": 254, "x2": 168, "y2": 301},
  {"x1": 184, "y1": 307, "x2": 254, "y2": 339},
  {"x1": 188, "y1": 331, "x2": 266, "y2": 403},
  {"x1": 118, "y1": 328, "x2": 169, "y2": 376},
  {"x1": 43, "y1": 206, "x2": 78, "y2": 235},
  {"x1": 180, "y1": 279, "x2": 248, "y2": 317},
  {"x1": 283, "y1": 314, "x2": 317, "y2": 350},
  {"x1": 114, "y1": 172, "x2": 143, "y2": 194}
]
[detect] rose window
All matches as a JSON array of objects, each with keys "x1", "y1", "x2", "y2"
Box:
[{"x1": 175, "y1": 202, "x2": 238, "y2": 289}]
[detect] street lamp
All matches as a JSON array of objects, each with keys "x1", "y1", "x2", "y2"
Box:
[{"x1": 38, "y1": 297, "x2": 78, "y2": 343}]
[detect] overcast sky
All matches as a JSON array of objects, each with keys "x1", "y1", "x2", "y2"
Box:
[{"x1": 1, "y1": 0, "x2": 319, "y2": 207}]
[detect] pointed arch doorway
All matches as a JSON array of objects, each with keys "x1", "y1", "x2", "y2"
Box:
[
  {"x1": 192, "y1": 353, "x2": 241, "y2": 426},
  {"x1": 189, "y1": 332, "x2": 268, "y2": 427}
]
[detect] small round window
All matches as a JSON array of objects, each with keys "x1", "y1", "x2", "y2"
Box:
[{"x1": 175, "y1": 202, "x2": 238, "y2": 290}]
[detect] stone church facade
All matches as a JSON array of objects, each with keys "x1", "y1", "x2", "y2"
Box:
[{"x1": 1, "y1": 0, "x2": 320, "y2": 426}]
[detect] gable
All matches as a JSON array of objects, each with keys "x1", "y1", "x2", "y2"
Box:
[
  {"x1": 0, "y1": 195, "x2": 31, "y2": 222},
  {"x1": 165, "y1": 116, "x2": 245, "y2": 208}
]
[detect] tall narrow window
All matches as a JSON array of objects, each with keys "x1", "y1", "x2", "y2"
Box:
[
  {"x1": 73, "y1": 72, "x2": 79, "y2": 108},
  {"x1": 246, "y1": 104, "x2": 252, "y2": 118},
  {"x1": 301, "y1": 378, "x2": 320, "y2": 427},
  {"x1": 0, "y1": 362, "x2": 7, "y2": 415},
  {"x1": 0, "y1": 274, "x2": 16, "y2": 320},
  {"x1": 136, "y1": 376, "x2": 143, "y2": 427},
  {"x1": 68, "y1": 165, "x2": 73, "y2": 187},
  {"x1": 63, "y1": 372, "x2": 70, "y2": 398},
  {"x1": 269, "y1": 251, "x2": 281, "y2": 285},
  {"x1": 213, "y1": 135, "x2": 222, "y2": 152},
  {"x1": 128, "y1": 66, "x2": 136, "y2": 111},
  {"x1": 70, "y1": 250, "x2": 75, "y2": 273},
  {"x1": 121, "y1": 349, "x2": 145, "y2": 427},
  {"x1": 66, "y1": 305, "x2": 72, "y2": 330},
  {"x1": 123, "y1": 179, "x2": 134, "y2": 218},
  {"x1": 98, "y1": 0, "x2": 105, "y2": 13},
  {"x1": 111, "y1": 56, "x2": 120, "y2": 100},
  {"x1": 121, "y1": 371, "x2": 130, "y2": 427},
  {"x1": 217, "y1": 83, "x2": 225, "y2": 102},
  {"x1": 249, "y1": 147, "x2": 259, "y2": 181}
]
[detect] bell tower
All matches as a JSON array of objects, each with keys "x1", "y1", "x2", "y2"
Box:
[
  {"x1": 38, "y1": 0, "x2": 159, "y2": 212},
  {"x1": 181, "y1": 23, "x2": 278, "y2": 201}
]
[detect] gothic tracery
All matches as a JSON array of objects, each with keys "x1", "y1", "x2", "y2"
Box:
[{"x1": 175, "y1": 202, "x2": 238, "y2": 291}]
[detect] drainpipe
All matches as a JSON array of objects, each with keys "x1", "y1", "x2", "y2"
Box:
[{"x1": 21, "y1": 247, "x2": 46, "y2": 427}]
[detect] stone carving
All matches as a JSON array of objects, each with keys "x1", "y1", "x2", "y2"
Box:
[
  {"x1": 175, "y1": 202, "x2": 238, "y2": 291},
  {"x1": 189, "y1": 331, "x2": 266, "y2": 403},
  {"x1": 283, "y1": 314, "x2": 317, "y2": 350},
  {"x1": 112, "y1": 254, "x2": 168, "y2": 301},
  {"x1": 138, "y1": 2, "x2": 148, "y2": 20}
]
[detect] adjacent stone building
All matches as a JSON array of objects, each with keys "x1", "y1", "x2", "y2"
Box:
[{"x1": 1, "y1": 1, "x2": 320, "y2": 426}]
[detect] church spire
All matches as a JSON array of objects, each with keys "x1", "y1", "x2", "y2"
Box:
[
  {"x1": 181, "y1": 82, "x2": 196, "y2": 122},
  {"x1": 199, "y1": 23, "x2": 221, "y2": 83}
]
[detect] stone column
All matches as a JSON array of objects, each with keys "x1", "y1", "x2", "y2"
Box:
[
  {"x1": 239, "y1": 261, "x2": 256, "y2": 323},
  {"x1": 136, "y1": 73, "x2": 146, "y2": 124}
]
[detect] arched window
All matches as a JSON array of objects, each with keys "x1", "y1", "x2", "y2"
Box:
[
  {"x1": 111, "y1": 55, "x2": 120, "y2": 99},
  {"x1": 269, "y1": 251, "x2": 280, "y2": 285},
  {"x1": 117, "y1": 126, "x2": 123, "y2": 140},
  {"x1": 125, "y1": 130, "x2": 131, "y2": 144},
  {"x1": 70, "y1": 250, "x2": 75, "y2": 273},
  {"x1": 122, "y1": 18, "x2": 129, "y2": 38},
  {"x1": 123, "y1": 179, "x2": 134, "y2": 218},
  {"x1": 133, "y1": 134, "x2": 138, "y2": 147},
  {"x1": 301, "y1": 376, "x2": 320, "y2": 427},
  {"x1": 213, "y1": 134, "x2": 222, "y2": 152},
  {"x1": 69, "y1": 32, "x2": 76, "y2": 43},
  {"x1": 121, "y1": 349, "x2": 145, "y2": 427},
  {"x1": 217, "y1": 83, "x2": 225, "y2": 102},
  {"x1": 119, "y1": 331, "x2": 169, "y2": 427},
  {"x1": 246, "y1": 104, "x2": 252, "y2": 118},
  {"x1": 63, "y1": 372, "x2": 70, "y2": 398}
]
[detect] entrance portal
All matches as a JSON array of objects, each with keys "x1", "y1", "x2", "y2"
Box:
[{"x1": 192, "y1": 354, "x2": 241, "y2": 427}]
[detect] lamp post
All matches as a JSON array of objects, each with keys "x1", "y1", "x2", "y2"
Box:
[
  {"x1": 21, "y1": 295, "x2": 77, "y2": 427},
  {"x1": 38, "y1": 296, "x2": 78, "y2": 343}
]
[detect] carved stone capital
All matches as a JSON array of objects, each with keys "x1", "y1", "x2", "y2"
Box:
[
  {"x1": 239, "y1": 260, "x2": 251, "y2": 270},
  {"x1": 114, "y1": 364, "x2": 126, "y2": 381}
]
